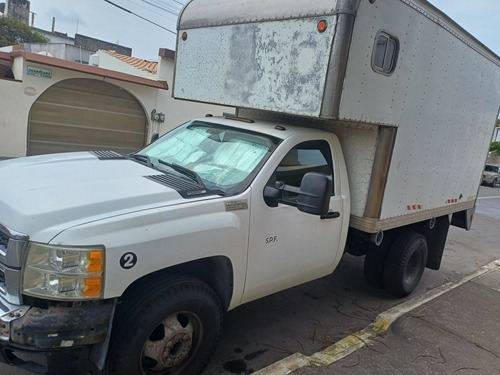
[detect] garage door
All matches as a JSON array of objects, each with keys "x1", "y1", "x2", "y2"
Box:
[{"x1": 28, "y1": 78, "x2": 147, "y2": 155}]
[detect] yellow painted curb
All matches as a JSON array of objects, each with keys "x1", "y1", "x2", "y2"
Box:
[{"x1": 253, "y1": 259, "x2": 500, "y2": 375}]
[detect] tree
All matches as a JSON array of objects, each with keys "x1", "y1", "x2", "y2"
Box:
[
  {"x1": 490, "y1": 141, "x2": 500, "y2": 156},
  {"x1": 0, "y1": 16, "x2": 49, "y2": 47}
]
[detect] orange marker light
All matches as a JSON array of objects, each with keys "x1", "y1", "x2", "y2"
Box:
[
  {"x1": 85, "y1": 278, "x2": 102, "y2": 297},
  {"x1": 88, "y1": 251, "x2": 103, "y2": 272},
  {"x1": 318, "y1": 20, "x2": 327, "y2": 33}
]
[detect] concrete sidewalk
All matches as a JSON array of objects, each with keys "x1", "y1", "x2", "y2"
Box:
[{"x1": 256, "y1": 260, "x2": 500, "y2": 375}]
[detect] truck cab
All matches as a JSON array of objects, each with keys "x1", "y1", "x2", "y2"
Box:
[{"x1": 0, "y1": 116, "x2": 349, "y2": 373}]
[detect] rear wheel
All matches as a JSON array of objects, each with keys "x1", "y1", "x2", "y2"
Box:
[
  {"x1": 383, "y1": 232, "x2": 428, "y2": 297},
  {"x1": 105, "y1": 275, "x2": 223, "y2": 375}
]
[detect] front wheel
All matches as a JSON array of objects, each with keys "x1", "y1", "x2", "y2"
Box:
[
  {"x1": 105, "y1": 275, "x2": 223, "y2": 375},
  {"x1": 383, "y1": 232, "x2": 428, "y2": 297}
]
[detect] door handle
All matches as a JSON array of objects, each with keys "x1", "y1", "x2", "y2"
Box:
[{"x1": 321, "y1": 211, "x2": 340, "y2": 219}]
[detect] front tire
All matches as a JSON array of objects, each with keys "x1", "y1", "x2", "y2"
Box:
[
  {"x1": 383, "y1": 232, "x2": 428, "y2": 297},
  {"x1": 105, "y1": 275, "x2": 223, "y2": 375}
]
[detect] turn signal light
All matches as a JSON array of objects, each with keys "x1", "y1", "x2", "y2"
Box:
[{"x1": 318, "y1": 20, "x2": 327, "y2": 33}]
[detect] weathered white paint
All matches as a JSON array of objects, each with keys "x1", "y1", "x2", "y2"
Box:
[
  {"x1": 175, "y1": 17, "x2": 337, "y2": 116},
  {"x1": 155, "y1": 52, "x2": 233, "y2": 135},
  {"x1": 175, "y1": 0, "x2": 500, "y2": 228}
]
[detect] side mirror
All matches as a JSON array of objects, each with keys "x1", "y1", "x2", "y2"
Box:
[
  {"x1": 297, "y1": 172, "x2": 332, "y2": 216},
  {"x1": 263, "y1": 172, "x2": 332, "y2": 216}
]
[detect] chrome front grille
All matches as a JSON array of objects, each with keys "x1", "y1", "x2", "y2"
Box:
[
  {"x1": 0, "y1": 224, "x2": 29, "y2": 306},
  {"x1": 0, "y1": 231, "x2": 8, "y2": 248}
]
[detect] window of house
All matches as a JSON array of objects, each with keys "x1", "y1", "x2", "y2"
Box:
[
  {"x1": 0, "y1": 60, "x2": 15, "y2": 80},
  {"x1": 372, "y1": 32, "x2": 399, "y2": 74}
]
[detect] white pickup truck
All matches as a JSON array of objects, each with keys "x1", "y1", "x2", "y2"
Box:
[
  {"x1": 1, "y1": 0, "x2": 499, "y2": 374},
  {"x1": 482, "y1": 163, "x2": 500, "y2": 187}
]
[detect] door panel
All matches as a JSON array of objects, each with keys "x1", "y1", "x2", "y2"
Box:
[{"x1": 242, "y1": 140, "x2": 345, "y2": 304}]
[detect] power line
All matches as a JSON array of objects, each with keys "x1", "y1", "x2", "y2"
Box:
[
  {"x1": 137, "y1": 0, "x2": 180, "y2": 17},
  {"x1": 104, "y1": 0, "x2": 177, "y2": 35},
  {"x1": 122, "y1": 0, "x2": 178, "y2": 22}
]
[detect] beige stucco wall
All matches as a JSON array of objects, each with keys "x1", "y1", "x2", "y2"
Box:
[{"x1": 0, "y1": 55, "x2": 163, "y2": 157}]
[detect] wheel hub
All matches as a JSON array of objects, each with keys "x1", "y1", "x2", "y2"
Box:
[{"x1": 160, "y1": 331, "x2": 193, "y2": 367}]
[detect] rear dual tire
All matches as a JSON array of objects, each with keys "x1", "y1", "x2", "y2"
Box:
[{"x1": 364, "y1": 231, "x2": 428, "y2": 297}]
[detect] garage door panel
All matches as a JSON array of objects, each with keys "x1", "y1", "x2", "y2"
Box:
[
  {"x1": 30, "y1": 123, "x2": 144, "y2": 149},
  {"x1": 31, "y1": 102, "x2": 146, "y2": 133},
  {"x1": 55, "y1": 79, "x2": 137, "y2": 99},
  {"x1": 37, "y1": 86, "x2": 144, "y2": 116},
  {"x1": 29, "y1": 79, "x2": 147, "y2": 156}
]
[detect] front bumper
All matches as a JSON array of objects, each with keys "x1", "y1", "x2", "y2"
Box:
[{"x1": 0, "y1": 300, "x2": 114, "y2": 373}]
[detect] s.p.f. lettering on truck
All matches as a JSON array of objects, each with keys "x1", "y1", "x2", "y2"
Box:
[{"x1": 1, "y1": 0, "x2": 500, "y2": 374}]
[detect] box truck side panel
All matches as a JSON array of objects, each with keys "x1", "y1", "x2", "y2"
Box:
[
  {"x1": 340, "y1": 0, "x2": 500, "y2": 221},
  {"x1": 325, "y1": 123, "x2": 378, "y2": 217},
  {"x1": 174, "y1": 16, "x2": 337, "y2": 117}
]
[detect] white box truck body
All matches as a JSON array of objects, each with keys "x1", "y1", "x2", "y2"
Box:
[
  {"x1": 0, "y1": 0, "x2": 499, "y2": 374},
  {"x1": 174, "y1": 0, "x2": 500, "y2": 233}
]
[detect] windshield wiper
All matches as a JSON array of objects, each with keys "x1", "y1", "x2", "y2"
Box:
[
  {"x1": 128, "y1": 154, "x2": 154, "y2": 168},
  {"x1": 158, "y1": 160, "x2": 206, "y2": 187}
]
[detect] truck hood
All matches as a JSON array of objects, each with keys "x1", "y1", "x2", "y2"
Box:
[{"x1": 0, "y1": 152, "x2": 200, "y2": 242}]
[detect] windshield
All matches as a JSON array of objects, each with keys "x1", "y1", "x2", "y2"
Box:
[
  {"x1": 139, "y1": 121, "x2": 279, "y2": 194},
  {"x1": 485, "y1": 165, "x2": 499, "y2": 173}
]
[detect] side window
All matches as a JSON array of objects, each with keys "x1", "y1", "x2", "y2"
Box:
[
  {"x1": 372, "y1": 31, "x2": 399, "y2": 74},
  {"x1": 271, "y1": 139, "x2": 333, "y2": 191}
]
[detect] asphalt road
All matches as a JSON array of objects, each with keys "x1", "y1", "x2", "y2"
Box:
[
  {"x1": 204, "y1": 185, "x2": 500, "y2": 375},
  {"x1": 2, "y1": 186, "x2": 499, "y2": 375}
]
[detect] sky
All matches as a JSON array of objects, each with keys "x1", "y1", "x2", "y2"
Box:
[{"x1": 15, "y1": 0, "x2": 500, "y2": 61}]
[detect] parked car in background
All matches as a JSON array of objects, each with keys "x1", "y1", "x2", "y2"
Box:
[{"x1": 482, "y1": 163, "x2": 500, "y2": 187}]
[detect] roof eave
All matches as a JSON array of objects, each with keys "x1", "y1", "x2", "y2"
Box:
[{"x1": 9, "y1": 51, "x2": 168, "y2": 90}]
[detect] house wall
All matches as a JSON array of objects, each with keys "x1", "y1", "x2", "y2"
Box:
[
  {"x1": 90, "y1": 51, "x2": 156, "y2": 79},
  {"x1": 23, "y1": 43, "x2": 92, "y2": 64},
  {"x1": 0, "y1": 54, "x2": 163, "y2": 158}
]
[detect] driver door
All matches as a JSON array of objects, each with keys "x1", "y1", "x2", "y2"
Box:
[{"x1": 241, "y1": 139, "x2": 345, "y2": 304}]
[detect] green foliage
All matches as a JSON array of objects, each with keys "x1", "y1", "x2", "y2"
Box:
[
  {"x1": 0, "y1": 17, "x2": 49, "y2": 47},
  {"x1": 491, "y1": 141, "x2": 500, "y2": 156}
]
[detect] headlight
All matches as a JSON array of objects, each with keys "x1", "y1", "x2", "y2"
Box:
[{"x1": 23, "y1": 243, "x2": 105, "y2": 300}]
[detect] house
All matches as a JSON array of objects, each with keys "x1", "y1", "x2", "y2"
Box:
[
  {"x1": 0, "y1": 44, "x2": 231, "y2": 158},
  {"x1": 0, "y1": 42, "x2": 231, "y2": 158}
]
